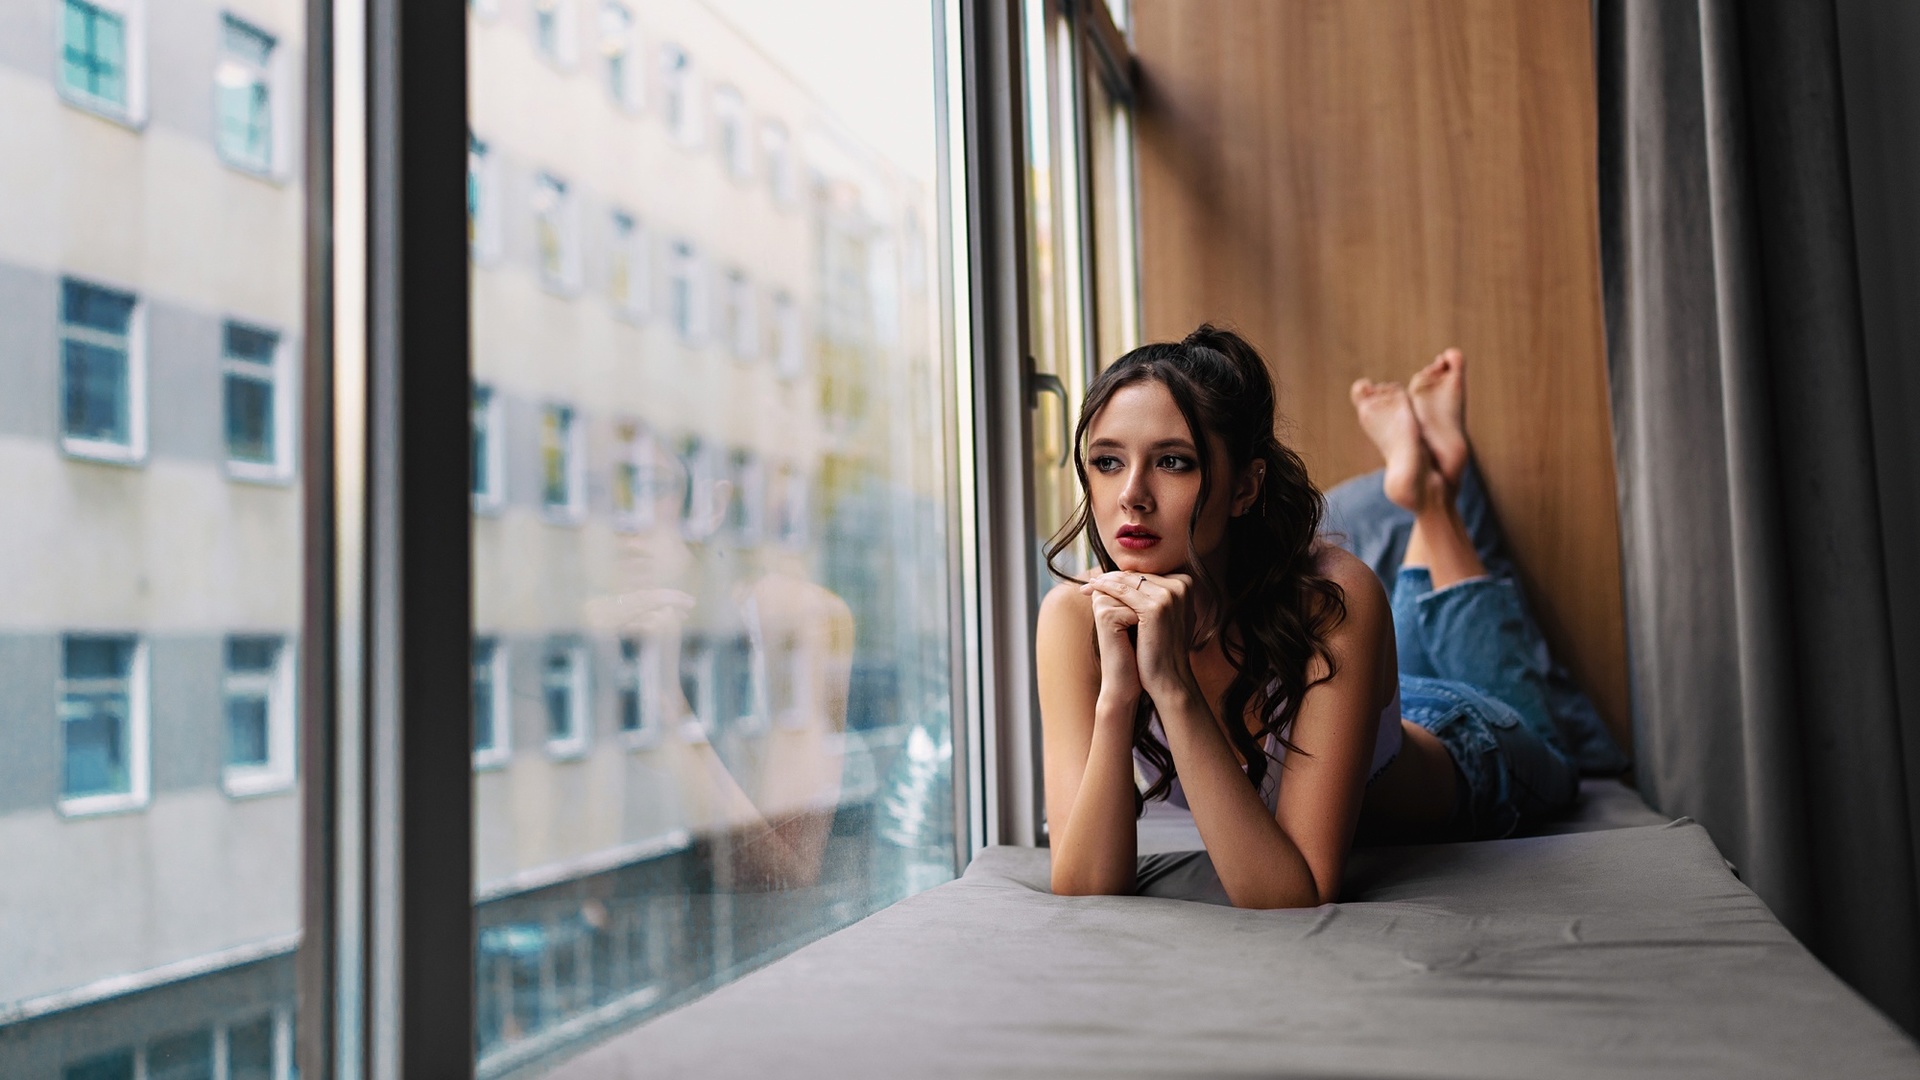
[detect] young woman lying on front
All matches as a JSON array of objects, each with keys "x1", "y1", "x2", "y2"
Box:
[{"x1": 1037, "y1": 326, "x2": 1578, "y2": 909}]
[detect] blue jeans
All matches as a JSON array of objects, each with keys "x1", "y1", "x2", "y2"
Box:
[{"x1": 1391, "y1": 567, "x2": 1579, "y2": 838}]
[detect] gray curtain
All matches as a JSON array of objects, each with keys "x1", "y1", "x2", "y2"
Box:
[{"x1": 1596, "y1": 0, "x2": 1920, "y2": 1036}]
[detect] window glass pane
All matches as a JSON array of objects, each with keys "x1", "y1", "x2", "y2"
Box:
[
  {"x1": 474, "y1": 639, "x2": 499, "y2": 754},
  {"x1": 13, "y1": 0, "x2": 305, "y2": 1066},
  {"x1": 470, "y1": 0, "x2": 956, "y2": 1067}
]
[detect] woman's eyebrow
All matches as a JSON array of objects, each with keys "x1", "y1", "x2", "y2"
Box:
[{"x1": 1088, "y1": 436, "x2": 1197, "y2": 451}]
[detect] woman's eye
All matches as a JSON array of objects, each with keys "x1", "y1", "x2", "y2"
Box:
[
  {"x1": 1157, "y1": 455, "x2": 1193, "y2": 471},
  {"x1": 1091, "y1": 455, "x2": 1123, "y2": 473}
]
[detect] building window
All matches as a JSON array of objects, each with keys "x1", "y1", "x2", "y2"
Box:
[
  {"x1": 770, "y1": 289, "x2": 803, "y2": 377},
  {"x1": 533, "y1": 172, "x2": 579, "y2": 291},
  {"x1": 728, "y1": 448, "x2": 763, "y2": 546},
  {"x1": 618, "y1": 637, "x2": 661, "y2": 745},
  {"x1": 713, "y1": 85, "x2": 750, "y2": 180},
  {"x1": 659, "y1": 43, "x2": 698, "y2": 145},
  {"x1": 222, "y1": 635, "x2": 295, "y2": 796},
  {"x1": 719, "y1": 635, "x2": 762, "y2": 736},
  {"x1": 473, "y1": 637, "x2": 509, "y2": 767},
  {"x1": 60, "y1": 277, "x2": 145, "y2": 462},
  {"x1": 719, "y1": 269, "x2": 755, "y2": 360},
  {"x1": 541, "y1": 404, "x2": 583, "y2": 520},
  {"x1": 608, "y1": 210, "x2": 648, "y2": 319},
  {"x1": 472, "y1": 383, "x2": 505, "y2": 511},
  {"x1": 533, "y1": 0, "x2": 578, "y2": 67},
  {"x1": 678, "y1": 635, "x2": 714, "y2": 740},
  {"x1": 59, "y1": 0, "x2": 141, "y2": 121},
  {"x1": 543, "y1": 639, "x2": 589, "y2": 755},
  {"x1": 675, "y1": 434, "x2": 717, "y2": 539},
  {"x1": 601, "y1": 1, "x2": 639, "y2": 110},
  {"x1": 215, "y1": 15, "x2": 277, "y2": 174},
  {"x1": 468, "y1": 133, "x2": 502, "y2": 262},
  {"x1": 224, "y1": 320, "x2": 289, "y2": 479},
  {"x1": 611, "y1": 419, "x2": 656, "y2": 531},
  {"x1": 59, "y1": 634, "x2": 148, "y2": 814},
  {"x1": 774, "y1": 462, "x2": 809, "y2": 549},
  {"x1": 762, "y1": 120, "x2": 797, "y2": 206},
  {"x1": 667, "y1": 240, "x2": 703, "y2": 343}
]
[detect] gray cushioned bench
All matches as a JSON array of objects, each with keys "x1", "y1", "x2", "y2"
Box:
[{"x1": 558, "y1": 781, "x2": 1920, "y2": 1078}]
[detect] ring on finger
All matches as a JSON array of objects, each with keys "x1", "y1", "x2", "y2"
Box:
[{"x1": 1136, "y1": 574, "x2": 1146, "y2": 588}]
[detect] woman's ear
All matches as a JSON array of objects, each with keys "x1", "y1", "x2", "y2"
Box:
[{"x1": 1232, "y1": 460, "x2": 1266, "y2": 517}]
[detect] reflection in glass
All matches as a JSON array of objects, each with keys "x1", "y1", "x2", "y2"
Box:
[{"x1": 471, "y1": 2, "x2": 956, "y2": 1068}]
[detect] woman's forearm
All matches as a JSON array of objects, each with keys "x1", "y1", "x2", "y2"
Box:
[
  {"x1": 1155, "y1": 686, "x2": 1324, "y2": 908},
  {"x1": 1050, "y1": 694, "x2": 1141, "y2": 895}
]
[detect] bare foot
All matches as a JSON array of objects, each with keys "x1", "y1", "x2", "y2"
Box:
[
  {"x1": 1350, "y1": 378, "x2": 1440, "y2": 514},
  {"x1": 1408, "y1": 347, "x2": 1469, "y2": 488}
]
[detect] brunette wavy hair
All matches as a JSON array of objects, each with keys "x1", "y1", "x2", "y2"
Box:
[{"x1": 1044, "y1": 325, "x2": 1347, "y2": 814}]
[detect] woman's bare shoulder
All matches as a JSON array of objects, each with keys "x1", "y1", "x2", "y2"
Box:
[
  {"x1": 1309, "y1": 543, "x2": 1390, "y2": 631},
  {"x1": 1037, "y1": 580, "x2": 1095, "y2": 636}
]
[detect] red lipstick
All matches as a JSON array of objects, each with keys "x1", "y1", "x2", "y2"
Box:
[{"x1": 1114, "y1": 524, "x2": 1159, "y2": 550}]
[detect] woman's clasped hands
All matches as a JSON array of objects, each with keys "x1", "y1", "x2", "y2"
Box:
[{"x1": 1079, "y1": 570, "x2": 1202, "y2": 709}]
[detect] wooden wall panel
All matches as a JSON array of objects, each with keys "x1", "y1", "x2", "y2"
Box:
[{"x1": 1133, "y1": 0, "x2": 1632, "y2": 753}]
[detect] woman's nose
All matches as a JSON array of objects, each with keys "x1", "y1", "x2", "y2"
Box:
[{"x1": 1120, "y1": 469, "x2": 1152, "y2": 512}]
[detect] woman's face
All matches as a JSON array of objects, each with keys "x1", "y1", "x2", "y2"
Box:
[{"x1": 1084, "y1": 379, "x2": 1254, "y2": 575}]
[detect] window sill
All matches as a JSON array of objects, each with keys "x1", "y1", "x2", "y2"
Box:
[
  {"x1": 58, "y1": 790, "x2": 150, "y2": 818},
  {"x1": 677, "y1": 718, "x2": 711, "y2": 744},
  {"x1": 57, "y1": 87, "x2": 146, "y2": 132},
  {"x1": 545, "y1": 738, "x2": 589, "y2": 760},
  {"x1": 217, "y1": 155, "x2": 289, "y2": 186},
  {"x1": 472, "y1": 493, "x2": 506, "y2": 517},
  {"x1": 62, "y1": 437, "x2": 146, "y2": 467},
  {"x1": 541, "y1": 507, "x2": 586, "y2": 527},
  {"x1": 473, "y1": 749, "x2": 511, "y2": 771},
  {"x1": 223, "y1": 769, "x2": 296, "y2": 799},
  {"x1": 621, "y1": 727, "x2": 663, "y2": 751},
  {"x1": 228, "y1": 460, "x2": 296, "y2": 486}
]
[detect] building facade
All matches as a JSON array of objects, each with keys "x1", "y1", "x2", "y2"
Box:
[{"x1": 0, "y1": 0, "x2": 956, "y2": 1076}]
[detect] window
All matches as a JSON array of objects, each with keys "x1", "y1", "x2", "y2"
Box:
[
  {"x1": 667, "y1": 240, "x2": 704, "y2": 343},
  {"x1": 215, "y1": 15, "x2": 278, "y2": 174},
  {"x1": 468, "y1": 133, "x2": 503, "y2": 262},
  {"x1": 472, "y1": 384, "x2": 505, "y2": 510},
  {"x1": 727, "y1": 448, "x2": 763, "y2": 546},
  {"x1": 533, "y1": 172, "x2": 579, "y2": 291},
  {"x1": 770, "y1": 289, "x2": 802, "y2": 377},
  {"x1": 56, "y1": 1012, "x2": 291, "y2": 1080},
  {"x1": 659, "y1": 43, "x2": 698, "y2": 145},
  {"x1": 60, "y1": 277, "x2": 144, "y2": 462},
  {"x1": 713, "y1": 85, "x2": 750, "y2": 179},
  {"x1": 762, "y1": 120, "x2": 797, "y2": 206},
  {"x1": 720, "y1": 268, "x2": 755, "y2": 360},
  {"x1": 224, "y1": 320, "x2": 289, "y2": 479},
  {"x1": 772, "y1": 461, "x2": 808, "y2": 549},
  {"x1": 617, "y1": 637, "x2": 660, "y2": 745},
  {"x1": 473, "y1": 637, "x2": 509, "y2": 767},
  {"x1": 600, "y1": 1, "x2": 639, "y2": 111},
  {"x1": 58, "y1": 0, "x2": 142, "y2": 121},
  {"x1": 675, "y1": 434, "x2": 717, "y2": 539},
  {"x1": 676, "y1": 636, "x2": 714, "y2": 740},
  {"x1": 607, "y1": 210, "x2": 648, "y2": 318},
  {"x1": 611, "y1": 420, "x2": 656, "y2": 531},
  {"x1": 222, "y1": 635, "x2": 295, "y2": 796},
  {"x1": 541, "y1": 404, "x2": 583, "y2": 520},
  {"x1": 542, "y1": 639, "x2": 588, "y2": 755},
  {"x1": 533, "y1": 0, "x2": 578, "y2": 67},
  {"x1": 59, "y1": 634, "x2": 147, "y2": 814}
]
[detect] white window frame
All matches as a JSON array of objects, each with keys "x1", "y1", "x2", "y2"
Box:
[
  {"x1": 722, "y1": 268, "x2": 755, "y2": 361},
  {"x1": 533, "y1": 171, "x2": 581, "y2": 293},
  {"x1": 600, "y1": 1, "x2": 641, "y2": 112},
  {"x1": 54, "y1": 0, "x2": 148, "y2": 127},
  {"x1": 725, "y1": 633, "x2": 766, "y2": 737},
  {"x1": 533, "y1": 0, "x2": 579, "y2": 69},
  {"x1": 610, "y1": 419, "x2": 655, "y2": 532},
  {"x1": 607, "y1": 209, "x2": 649, "y2": 320},
  {"x1": 472, "y1": 635, "x2": 511, "y2": 768},
  {"x1": 541, "y1": 403, "x2": 586, "y2": 522},
  {"x1": 659, "y1": 43, "x2": 700, "y2": 147},
  {"x1": 667, "y1": 240, "x2": 705, "y2": 344},
  {"x1": 213, "y1": 12, "x2": 290, "y2": 179},
  {"x1": 468, "y1": 132, "x2": 504, "y2": 264},
  {"x1": 713, "y1": 84, "x2": 750, "y2": 180},
  {"x1": 59, "y1": 277, "x2": 148, "y2": 465},
  {"x1": 729, "y1": 448, "x2": 764, "y2": 546},
  {"x1": 57, "y1": 634, "x2": 150, "y2": 817},
  {"x1": 770, "y1": 289, "x2": 802, "y2": 377},
  {"x1": 761, "y1": 119, "x2": 797, "y2": 207},
  {"x1": 223, "y1": 319, "x2": 295, "y2": 483},
  {"x1": 676, "y1": 434, "x2": 719, "y2": 540},
  {"x1": 677, "y1": 636, "x2": 715, "y2": 742},
  {"x1": 617, "y1": 635, "x2": 663, "y2": 747},
  {"x1": 221, "y1": 634, "x2": 297, "y2": 798},
  {"x1": 543, "y1": 639, "x2": 590, "y2": 757},
  {"x1": 471, "y1": 382, "x2": 505, "y2": 512}
]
